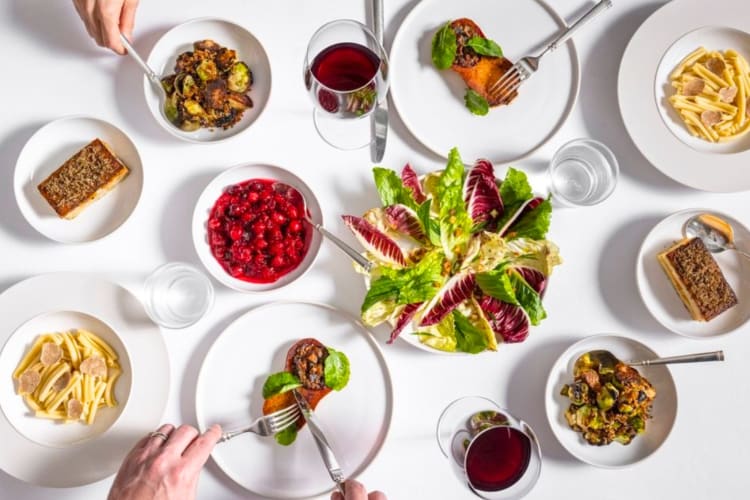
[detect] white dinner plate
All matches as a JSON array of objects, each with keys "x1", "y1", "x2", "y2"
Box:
[
  {"x1": 0, "y1": 274, "x2": 169, "y2": 487},
  {"x1": 192, "y1": 164, "x2": 323, "y2": 293},
  {"x1": 545, "y1": 334, "x2": 677, "y2": 468},
  {"x1": 636, "y1": 208, "x2": 750, "y2": 338},
  {"x1": 619, "y1": 0, "x2": 750, "y2": 191},
  {"x1": 13, "y1": 116, "x2": 144, "y2": 243},
  {"x1": 390, "y1": 0, "x2": 580, "y2": 164},
  {"x1": 195, "y1": 302, "x2": 392, "y2": 499},
  {"x1": 145, "y1": 18, "x2": 271, "y2": 143}
]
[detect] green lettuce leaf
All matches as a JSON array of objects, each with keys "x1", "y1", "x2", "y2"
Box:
[
  {"x1": 415, "y1": 314, "x2": 457, "y2": 352},
  {"x1": 417, "y1": 200, "x2": 441, "y2": 246},
  {"x1": 262, "y1": 372, "x2": 302, "y2": 399},
  {"x1": 324, "y1": 348, "x2": 350, "y2": 391},
  {"x1": 507, "y1": 198, "x2": 552, "y2": 240},
  {"x1": 362, "y1": 300, "x2": 400, "y2": 327},
  {"x1": 504, "y1": 238, "x2": 562, "y2": 276},
  {"x1": 476, "y1": 267, "x2": 518, "y2": 305},
  {"x1": 373, "y1": 168, "x2": 417, "y2": 209},
  {"x1": 465, "y1": 89, "x2": 489, "y2": 116},
  {"x1": 438, "y1": 148, "x2": 472, "y2": 260},
  {"x1": 509, "y1": 270, "x2": 546, "y2": 325},
  {"x1": 453, "y1": 310, "x2": 489, "y2": 354},
  {"x1": 275, "y1": 425, "x2": 297, "y2": 446},
  {"x1": 431, "y1": 22, "x2": 457, "y2": 70},
  {"x1": 500, "y1": 168, "x2": 533, "y2": 207},
  {"x1": 467, "y1": 37, "x2": 503, "y2": 57}
]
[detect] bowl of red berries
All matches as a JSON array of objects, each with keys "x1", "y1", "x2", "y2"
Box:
[{"x1": 192, "y1": 164, "x2": 322, "y2": 292}]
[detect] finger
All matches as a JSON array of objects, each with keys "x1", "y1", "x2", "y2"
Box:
[
  {"x1": 163, "y1": 424, "x2": 199, "y2": 455},
  {"x1": 142, "y1": 423, "x2": 175, "y2": 454},
  {"x1": 331, "y1": 492, "x2": 344, "y2": 500},
  {"x1": 71, "y1": 0, "x2": 94, "y2": 38},
  {"x1": 368, "y1": 492, "x2": 388, "y2": 500},
  {"x1": 96, "y1": 2, "x2": 126, "y2": 54},
  {"x1": 182, "y1": 424, "x2": 222, "y2": 470},
  {"x1": 84, "y1": 0, "x2": 105, "y2": 46},
  {"x1": 119, "y1": 0, "x2": 139, "y2": 42},
  {"x1": 343, "y1": 480, "x2": 367, "y2": 500}
]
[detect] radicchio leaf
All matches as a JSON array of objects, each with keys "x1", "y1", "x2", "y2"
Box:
[
  {"x1": 467, "y1": 175, "x2": 504, "y2": 231},
  {"x1": 479, "y1": 295, "x2": 530, "y2": 343},
  {"x1": 342, "y1": 215, "x2": 407, "y2": 268},
  {"x1": 463, "y1": 159, "x2": 494, "y2": 202},
  {"x1": 384, "y1": 204, "x2": 427, "y2": 242},
  {"x1": 515, "y1": 267, "x2": 547, "y2": 296},
  {"x1": 401, "y1": 164, "x2": 426, "y2": 204},
  {"x1": 387, "y1": 303, "x2": 421, "y2": 344},
  {"x1": 419, "y1": 271, "x2": 476, "y2": 326}
]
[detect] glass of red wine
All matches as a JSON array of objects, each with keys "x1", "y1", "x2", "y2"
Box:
[
  {"x1": 437, "y1": 397, "x2": 542, "y2": 499},
  {"x1": 303, "y1": 19, "x2": 389, "y2": 149}
]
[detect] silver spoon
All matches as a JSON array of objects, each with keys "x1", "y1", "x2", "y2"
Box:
[
  {"x1": 684, "y1": 213, "x2": 750, "y2": 260},
  {"x1": 577, "y1": 349, "x2": 724, "y2": 370},
  {"x1": 274, "y1": 182, "x2": 374, "y2": 272}
]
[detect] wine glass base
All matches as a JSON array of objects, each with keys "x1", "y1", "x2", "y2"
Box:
[{"x1": 313, "y1": 109, "x2": 372, "y2": 151}]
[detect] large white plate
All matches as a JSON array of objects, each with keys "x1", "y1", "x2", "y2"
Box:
[
  {"x1": 636, "y1": 208, "x2": 750, "y2": 338},
  {"x1": 13, "y1": 116, "x2": 144, "y2": 243},
  {"x1": 545, "y1": 334, "x2": 677, "y2": 468},
  {"x1": 390, "y1": 0, "x2": 580, "y2": 164},
  {"x1": 195, "y1": 302, "x2": 392, "y2": 499},
  {"x1": 145, "y1": 18, "x2": 272, "y2": 143},
  {"x1": 0, "y1": 274, "x2": 169, "y2": 487},
  {"x1": 618, "y1": 0, "x2": 750, "y2": 191}
]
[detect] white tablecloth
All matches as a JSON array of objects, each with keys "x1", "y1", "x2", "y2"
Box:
[{"x1": 0, "y1": 1, "x2": 746, "y2": 498}]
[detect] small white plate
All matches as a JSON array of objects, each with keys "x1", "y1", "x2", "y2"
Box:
[
  {"x1": 195, "y1": 302, "x2": 392, "y2": 499},
  {"x1": 545, "y1": 334, "x2": 677, "y2": 468},
  {"x1": 13, "y1": 116, "x2": 143, "y2": 243},
  {"x1": 619, "y1": 0, "x2": 750, "y2": 191},
  {"x1": 145, "y1": 18, "x2": 271, "y2": 143},
  {"x1": 636, "y1": 208, "x2": 750, "y2": 338},
  {"x1": 192, "y1": 164, "x2": 323, "y2": 293},
  {"x1": 0, "y1": 273, "x2": 169, "y2": 487},
  {"x1": 389, "y1": 0, "x2": 579, "y2": 164}
]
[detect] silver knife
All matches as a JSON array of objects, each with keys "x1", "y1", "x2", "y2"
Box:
[
  {"x1": 293, "y1": 390, "x2": 346, "y2": 494},
  {"x1": 370, "y1": 0, "x2": 388, "y2": 163}
]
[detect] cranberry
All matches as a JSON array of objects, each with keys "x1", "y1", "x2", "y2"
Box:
[
  {"x1": 272, "y1": 212, "x2": 287, "y2": 225},
  {"x1": 270, "y1": 242, "x2": 285, "y2": 256},
  {"x1": 247, "y1": 191, "x2": 260, "y2": 203},
  {"x1": 288, "y1": 220, "x2": 303, "y2": 233},
  {"x1": 230, "y1": 264, "x2": 244, "y2": 277},
  {"x1": 254, "y1": 238, "x2": 268, "y2": 250},
  {"x1": 252, "y1": 221, "x2": 266, "y2": 235},
  {"x1": 271, "y1": 255, "x2": 286, "y2": 268},
  {"x1": 241, "y1": 212, "x2": 254, "y2": 222},
  {"x1": 270, "y1": 229, "x2": 283, "y2": 242},
  {"x1": 287, "y1": 206, "x2": 299, "y2": 219}
]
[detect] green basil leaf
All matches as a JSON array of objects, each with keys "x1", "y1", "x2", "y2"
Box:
[
  {"x1": 465, "y1": 89, "x2": 489, "y2": 116},
  {"x1": 431, "y1": 22, "x2": 457, "y2": 70},
  {"x1": 275, "y1": 425, "x2": 298, "y2": 446},
  {"x1": 453, "y1": 310, "x2": 488, "y2": 354},
  {"x1": 262, "y1": 372, "x2": 302, "y2": 399},
  {"x1": 467, "y1": 37, "x2": 504, "y2": 57},
  {"x1": 324, "y1": 348, "x2": 351, "y2": 391}
]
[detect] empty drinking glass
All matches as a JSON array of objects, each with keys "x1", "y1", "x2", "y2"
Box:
[
  {"x1": 143, "y1": 262, "x2": 214, "y2": 329},
  {"x1": 549, "y1": 138, "x2": 619, "y2": 207}
]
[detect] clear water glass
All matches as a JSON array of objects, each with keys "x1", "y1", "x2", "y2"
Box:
[
  {"x1": 143, "y1": 262, "x2": 214, "y2": 329},
  {"x1": 549, "y1": 138, "x2": 619, "y2": 207}
]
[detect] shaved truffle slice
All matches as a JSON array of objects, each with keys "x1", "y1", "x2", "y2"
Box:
[
  {"x1": 40, "y1": 342, "x2": 62, "y2": 366},
  {"x1": 682, "y1": 78, "x2": 705, "y2": 96},
  {"x1": 701, "y1": 110, "x2": 722, "y2": 127},
  {"x1": 718, "y1": 87, "x2": 738, "y2": 103},
  {"x1": 67, "y1": 399, "x2": 83, "y2": 420},
  {"x1": 19, "y1": 370, "x2": 41, "y2": 394},
  {"x1": 705, "y1": 57, "x2": 725, "y2": 75},
  {"x1": 80, "y1": 356, "x2": 107, "y2": 377},
  {"x1": 53, "y1": 370, "x2": 71, "y2": 392}
]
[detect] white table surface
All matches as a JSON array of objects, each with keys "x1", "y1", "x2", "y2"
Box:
[{"x1": 1, "y1": 0, "x2": 747, "y2": 498}]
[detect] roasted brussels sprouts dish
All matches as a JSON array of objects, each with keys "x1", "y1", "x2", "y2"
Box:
[
  {"x1": 561, "y1": 351, "x2": 656, "y2": 446},
  {"x1": 161, "y1": 39, "x2": 254, "y2": 131}
]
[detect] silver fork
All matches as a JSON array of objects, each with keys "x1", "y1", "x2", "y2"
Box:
[
  {"x1": 488, "y1": 0, "x2": 613, "y2": 104},
  {"x1": 218, "y1": 405, "x2": 300, "y2": 442}
]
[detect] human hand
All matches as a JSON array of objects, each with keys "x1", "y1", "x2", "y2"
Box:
[
  {"x1": 331, "y1": 479, "x2": 387, "y2": 500},
  {"x1": 72, "y1": 0, "x2": 139, "y2": 54},
  {"x1": 108, "y1": 423, "x2": 221, "y2": 500}
]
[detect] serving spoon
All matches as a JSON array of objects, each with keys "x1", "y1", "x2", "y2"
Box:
[
  {"x1": 684, "y1": 213, "x2": 750, "y2": 260},
  {"x1": 576, "y1": 349, "x2": 724, "y2": 370}
]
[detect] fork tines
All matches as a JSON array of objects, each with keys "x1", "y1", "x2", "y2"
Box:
[
  {"x1": 267, "y1": 404, "x2": 301, "y2": 433},
  {"x1": 487, "y1": 66, "x2": 523, "y2": 105}
]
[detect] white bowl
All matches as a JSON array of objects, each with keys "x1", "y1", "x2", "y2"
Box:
[
  {"x1": 545, "y1": 334, "x2": 677, "y2": 468},
  {"x1": 13, "y1": 116, "x2": 144, "y2": 243},
  {"x1": 192, "y1": 164, "x2": 323, "y2": 292},
  {"x1": 144, "y1": 18, "x2": 271, "y2": 143}
]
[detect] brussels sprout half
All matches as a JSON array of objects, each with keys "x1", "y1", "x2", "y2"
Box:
[{"x1": 227, "y1": 62, "x2": 252, "y2": 93}]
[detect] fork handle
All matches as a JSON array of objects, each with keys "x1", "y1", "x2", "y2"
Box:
[
  {"x1": 544, "y1": 0, "x2": 613, "y2": 55},
  {"x1": 218, "y1": 428, "x2": 246, "y2": 443},
  {"x1": 629, "y1": 351, "x2": 725, "y2": 367}
]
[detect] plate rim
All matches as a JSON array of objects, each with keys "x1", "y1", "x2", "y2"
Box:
[
  {"x1": 389, "y1": 0, "x2": 581, "y2": 164},
  {"x1": 194, "y1": 300, "x2": 394, "y2": 499},
  {"x1": 12, "y1": 114, "x2": 144, "y2": 244}
]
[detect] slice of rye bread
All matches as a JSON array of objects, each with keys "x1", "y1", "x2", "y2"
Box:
[
  {"x1": 449, "y1": 18, "x2": 516, "y2": 107},
  {"x1": 657, "y1": 237, "x2": 738, "y2": 321},
  {"x1": 37, "y1": 138, "x2": 129, "y2": 219}
]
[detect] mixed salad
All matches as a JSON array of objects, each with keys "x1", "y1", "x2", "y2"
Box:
[{"x1": 342, "y1": 148, "x2": 562, "y2": 354}]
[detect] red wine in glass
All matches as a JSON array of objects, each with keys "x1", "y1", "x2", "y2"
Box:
[
  {"x1": 465, "y1": 427, "x2": 532, "y2": 492},
  {"x1": 311, "y1": 42, "x2": 380, "y2": 91}
]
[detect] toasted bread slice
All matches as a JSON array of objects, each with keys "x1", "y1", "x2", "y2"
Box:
[
  {"x1": 449, "y1": 18, "x2": 516, "y2": 107},
  {"x1": 37, "y1": 138, "x2": 129, "y2": 219}
]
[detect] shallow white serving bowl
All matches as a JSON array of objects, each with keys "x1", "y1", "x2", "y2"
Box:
[
  {"x1": 144, "y1": 18, "x2": 271, "y2": 143},
  {"x1": 545, "y1": 334, "x2": 678, "y2": 468},
  {"x1": 192, "y1": 164, "x2": 323, "y2": 293},
  {"x1": 13, "y1": 116, "x2": 143, "y2": 243}
]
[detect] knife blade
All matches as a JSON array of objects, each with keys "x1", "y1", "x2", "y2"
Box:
[
  {"x1": 370, "y1": 0, "x2": 388, "y2": 163},
  {"x1": 293, "y1": 390, "x2": 346, "y2": 493}
]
